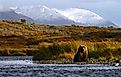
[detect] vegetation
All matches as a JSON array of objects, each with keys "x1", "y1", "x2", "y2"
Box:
[
  {"x1": 33, "y1": 42, "x2": 77, "y2": 60},
  {"x1": 20, "y1": 19, "x2": 26, "y2": 23},
  {"x1": 0, "y1": 20, "x2": 121, "y2": 63}
]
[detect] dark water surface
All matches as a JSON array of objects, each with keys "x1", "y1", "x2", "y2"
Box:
[{"x1": 0, "y1": 56, "x2": 121, "y2": 77}]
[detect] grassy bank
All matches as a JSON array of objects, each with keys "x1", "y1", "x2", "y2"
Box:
[
  {"x1": 0, "y1": 20, "x2": 121, "y2": 63},
  {"x1": 33, "y1": 41, "x2": 121, "y2": 63},
  {"x1": 33, "y1": 42, "x2": 77, "y2": 60}
]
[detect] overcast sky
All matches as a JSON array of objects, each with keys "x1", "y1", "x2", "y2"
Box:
[{"x1": 0, "y1": 0, "x2": 121, "y2": 25}]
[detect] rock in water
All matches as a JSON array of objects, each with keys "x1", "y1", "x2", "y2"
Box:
[{"x1": 73, "y1": 45, "x2": 88, "y2": 62}]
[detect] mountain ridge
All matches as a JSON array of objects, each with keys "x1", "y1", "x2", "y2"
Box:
[
  {"x1": 0, "y1": 9, "x2": 35, "y2": 22},
  {"x1": 11, "y1": 5, "x2": 75, "y2": 25},
  {"x1": 0, "y1": 5, "x2": 117, "y2": 27},
  {"x1": 55, "y1": 8, "x2": 116, "y2": 26}
]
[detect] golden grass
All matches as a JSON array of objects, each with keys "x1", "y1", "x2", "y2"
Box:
[{"x1": 0, "y1": 20, "x2": 121, "y2": 63}]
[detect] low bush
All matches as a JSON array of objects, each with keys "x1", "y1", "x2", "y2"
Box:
[
  {"x1": 33, "y1": 43, "x2": 78, "y2": 60},
  {"x1": 26, "y1": 38, "x2": 39, "y2": 45},
  {"x1": 12, "y1": 51, "x2": 26, "y2": 56}
]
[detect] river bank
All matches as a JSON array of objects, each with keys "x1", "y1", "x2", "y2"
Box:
[
  {"x1": 0, "y1": 56, "x2": 121, "y2": 77},
  {"x1": 0, "y1": 56, "x2": 120, "y2": 65}
]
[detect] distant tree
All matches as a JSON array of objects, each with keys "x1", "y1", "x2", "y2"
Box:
[
  {"x1": 71, "y1": 24, "x2": 76, "y2": 27},
  {"x1": 108, "y1": 26, "x2": 114, "y2": 28},
  {"x1": 20, "y1": 19, "x2": 26, "y2": 23}
]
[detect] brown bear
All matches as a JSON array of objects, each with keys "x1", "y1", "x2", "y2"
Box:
[{"x1": 73, "y1": 45, "x2": 88, "y2": 62}]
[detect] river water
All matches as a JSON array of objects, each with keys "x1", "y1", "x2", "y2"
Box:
[{"x1": 0, "y1": 56, "x2": 121, "y2": 77}]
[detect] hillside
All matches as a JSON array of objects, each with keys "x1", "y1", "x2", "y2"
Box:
[
  {"x1": 0, "y1": 20, "x2": 121, "y2": 63},
  {"x1": 0, "y1": 9, "x2": 34, "y2": 23}
]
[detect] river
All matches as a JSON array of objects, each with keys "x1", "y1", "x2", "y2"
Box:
[{"x1": 0, "y1": 56, "x2": 121, "y2": 77}]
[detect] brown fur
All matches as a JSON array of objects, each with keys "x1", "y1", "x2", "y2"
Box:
[{"x1": 73, "y1": 45, "x2": 88, "y2": 62}]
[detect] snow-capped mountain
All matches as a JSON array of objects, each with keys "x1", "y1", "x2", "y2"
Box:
[
  {"x1": 56, "y1": 8, "x2": 116, "y2": 26},
  {"x1": 0, "y1": 8, "x2": 34, "y2": 22},
  {"x1": 4, "y1": 5, "x2": 116, "y2": 26},
  {"x1": 11, "y1": 5, "x2": 74, "y2": 25}
]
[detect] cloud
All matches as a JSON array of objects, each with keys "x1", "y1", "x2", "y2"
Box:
[{"x1": 0, "y1": 5, "x2": 11, "y2": 11}]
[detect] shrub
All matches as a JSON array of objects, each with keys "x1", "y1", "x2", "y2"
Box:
[
  {"x1": 20, "y1": 19, "x2": 26, "y2": 23},
  {"x1": 33, "y1": 45, "x2": 51, "y2": 60},
  {"x1": 4, "y1": 49, "x2": 11, "y2": 56},
  {"x1": 61, "y1": 44, "x2": 71, "y2": 53},
  {"x1": 88, "y1": 50, "x2": 100, "y2": 59},
  {"x1": 48, "y1": 43, "x2": 64, "y2": 55},
  {"x1": 33, "y1": 43, "x2": 78, "y2": 60},
  {"x1": 0, "y1": 49, "x2": 11, "y2": 56},
  {"x1": 12, "y1": 51, "x2": 26, "y2": 56},
  {"x1": 26, "y1": 38, "x2": 39, "y2": 45}
]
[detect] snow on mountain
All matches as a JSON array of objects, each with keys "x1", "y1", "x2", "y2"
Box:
[
  {"x1": 11, "y1": 5, "x2": 74, "y2": 25},
  {"x1": 56, "y1": 8, "x2": 103, "y2": 23},
  {"x1": 56, "y1": 8, "x2": 116, "y2": 26},
  {"x1": 0, "y1": 7, "x2": 34, "y2": 22},
  {"x1": 10, "y1": 5, "x2": 116, "y2": 26}
]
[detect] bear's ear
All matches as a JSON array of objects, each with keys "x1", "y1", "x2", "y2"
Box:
[
  {"x1": 81, "y1": 45, "x2": 87, "y2": 48},
  {"x1": 80, "y1": 45, "x2": 85, "y2": 47}
]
